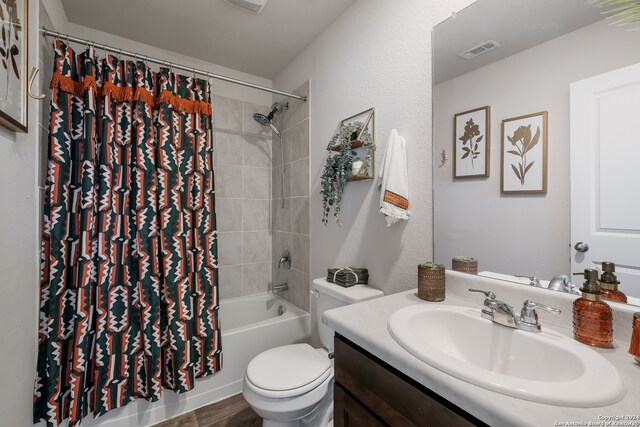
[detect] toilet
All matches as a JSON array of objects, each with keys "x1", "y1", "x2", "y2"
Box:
[{"x1": 242, "y1": 278, "x2": 384, "y2": 427}]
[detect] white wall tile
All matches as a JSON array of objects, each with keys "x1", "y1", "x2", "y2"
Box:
[{"x1": 213, "y1": 95, "x2": 243, "y2": 132}]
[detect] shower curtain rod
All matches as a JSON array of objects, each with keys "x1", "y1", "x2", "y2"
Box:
[{"x1": 40, "y1": 27, "x2": 307, "y2": 102}]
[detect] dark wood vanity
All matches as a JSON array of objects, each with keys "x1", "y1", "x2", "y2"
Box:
[{"x1": 333, "y1": 334, "x2": 487, "y2": 427}]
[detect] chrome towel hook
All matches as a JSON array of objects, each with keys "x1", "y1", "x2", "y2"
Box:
[{"x1": 439, "y1": 149, "x2": 449, "y2": 166}]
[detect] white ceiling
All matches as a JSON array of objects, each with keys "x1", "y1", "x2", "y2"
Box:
[
  {"x1": 60, "y1": 0, "x2": 356, "y2": 79},
  {"x1": 434, "y1": 0, "x2": 606, "y2": 84}
]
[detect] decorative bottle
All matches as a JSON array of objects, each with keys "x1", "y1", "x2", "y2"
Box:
[
  {"x1": 599, "y1": 261, "x2": 627, "y2": 303},
  {"x1": 573, "y1": 268, "x2": 613, "y2": 348},
  {"x1": 629, "y1": 313, "x2": 640, "y2": 363}
]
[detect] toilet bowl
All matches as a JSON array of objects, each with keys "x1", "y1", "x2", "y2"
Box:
[{"x1": 242, "y1": 278, "x2": 384, "y2": 427}]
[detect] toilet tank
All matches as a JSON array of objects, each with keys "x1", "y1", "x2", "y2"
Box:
[{"x1": 312, "y1": 278, "x2": 384, "y2": 351}]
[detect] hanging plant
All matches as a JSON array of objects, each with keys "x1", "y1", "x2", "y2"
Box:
[
  {"x1": 320, "y1": 143, "x2": 355, "y2": 226},
  {"x1": 328, "y1": 120, "x2": 374, "y2": 149},
  {"x1": 321, "y1": 120, "x2": 374, "y2": 225}
]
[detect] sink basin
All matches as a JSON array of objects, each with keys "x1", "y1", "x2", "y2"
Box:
[{"x1": 388, "y1": 305, "x2": 626, "y2": 407}]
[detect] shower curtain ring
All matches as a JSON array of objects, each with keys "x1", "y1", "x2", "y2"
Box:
[{"x1": 117, "y1": 48, "x2": 122, "y2": 60}]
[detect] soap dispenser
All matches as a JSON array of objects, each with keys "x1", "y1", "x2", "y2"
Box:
[
  {"x1": 599, "y1": 261, "x2": 627, "y2": 303},
  {"x1": 573, "y1": 268, "x2": 613, "y2": 348}
]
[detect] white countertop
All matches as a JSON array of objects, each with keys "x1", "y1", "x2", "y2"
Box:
[{"x1": 323, "y1": 287, "x2": 640, "y2": 427}]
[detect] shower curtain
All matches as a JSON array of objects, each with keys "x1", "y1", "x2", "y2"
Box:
[{"x1": 34, "y1": 40, "x2": 222, "y2": 426}]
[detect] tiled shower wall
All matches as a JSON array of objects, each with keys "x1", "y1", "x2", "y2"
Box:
[
  {"x1": 272, "y1": 82, "x2": 311, "y2": 311},
  {"x1": 214, "y1": 96, "x2": 273, "y2": 299}
]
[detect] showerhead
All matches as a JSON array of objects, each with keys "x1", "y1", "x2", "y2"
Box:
[
  {"x1": 252, "y1": 102, "x2": 287, "y2": 129},
  {"x1": 253, "y1": 112, "x2": 271, "y2": 127},
  {"x1": 253, "y1": 102, "x2": 288, "y2": 209}
]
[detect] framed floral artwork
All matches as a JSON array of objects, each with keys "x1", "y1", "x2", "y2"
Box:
[
  {"x1": 0, "y1": 0, "x2": 28, "y2": 132},
  {"x1": 501, "y1": 111, "x2": 548, "y2": 194},
  {"x1": 453, "y1": 106, "x2": 490, "y2": 178}
]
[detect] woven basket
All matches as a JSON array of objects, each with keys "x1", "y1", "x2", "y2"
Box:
[
  {"x1": 452, "y1": 258, "x2": 478, "y2": 275},
  {"x1": 418, "y1": 265, "x2": 445, "y2": 302}
]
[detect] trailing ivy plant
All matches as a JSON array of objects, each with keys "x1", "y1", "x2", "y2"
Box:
[
  {"x1": 328, "y1": 120, "x2": 374, "y2": 149},
  {"x1": 320, "y1": 145, "x2": 355, "y2": 225},
  {"x1": 321, "y1": 120, "x2": 374, "y2": 225}
]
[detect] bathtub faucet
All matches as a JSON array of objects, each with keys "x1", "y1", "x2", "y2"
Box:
[
  {"x1": 278, "y1": 250, "x2": 291, "y2": 270},
  {"x1": 271, "y1": 283, "x2": 289, "y2": 294}
]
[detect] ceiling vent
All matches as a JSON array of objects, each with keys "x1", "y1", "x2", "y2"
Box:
[
  {"x1": 224, "y1": 0, "x2": 269, "y2": 14},
  {"x1": 459, "y1": 40, "x2": 500, "y2": 60}
]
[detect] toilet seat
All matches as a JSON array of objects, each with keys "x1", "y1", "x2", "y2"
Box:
[{"x1": 245, "y1": 343, "x2": 332, "y2": 398}]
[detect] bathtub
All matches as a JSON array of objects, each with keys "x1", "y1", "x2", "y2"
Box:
[{"x1": 82, "y1": 293, "x2": 310, "y2": 427}]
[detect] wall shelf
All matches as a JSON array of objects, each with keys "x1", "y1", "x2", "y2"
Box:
[
  {"x1": 346, "y1": 175, "x2": 374, "y2": 182},
  {"x1": 328, "y1": 139, "x2": 366, "y2": 152},
  {"x1": 321, "y1": 107, "x2": 376, "y2": 224}
]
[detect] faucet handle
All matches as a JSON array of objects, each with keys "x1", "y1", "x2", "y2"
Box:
[
  {"x1": 520, "y1": 300, "x2": 561, "y2": 331},
  {"x1": 524, "y1": 300, "x2": 561, "y2": 314},
  {"x1": 468, "y1": 289, "x2": 496, "y2": 299},
  {"x1": 516, "y1": 275, "x2": 541, "y2": 287}
]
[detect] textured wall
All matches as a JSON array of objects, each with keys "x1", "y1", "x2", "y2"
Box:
[
  {"x1": 0, "y1": 1, "x2": 43, "y2": 426},
  {"x1": 272, "y1": 0, "x2": 475, "y2": 296},
  {"x1": 433, "y1": 19, "x2": 640, "y2": 280}
]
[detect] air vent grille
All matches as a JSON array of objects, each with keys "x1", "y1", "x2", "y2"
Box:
[
  {"x1": 459, "y1": 40, "x2": 500, "y2": 59},
  {"x1": 224, "y1": 0, "x2": 269, "y2": 14}
]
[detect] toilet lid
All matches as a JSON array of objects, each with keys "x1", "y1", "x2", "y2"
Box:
[{"x1": 246, "y1": 344, "x2": 331, "y2": 392}]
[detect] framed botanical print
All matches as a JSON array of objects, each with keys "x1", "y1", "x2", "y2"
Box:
[
  {"x1": 453, "y1": 106, "x2": 490, "y2": 178},
  {"x1": 501, "y1": 111, "x2": 548, "y2": 194},
  {"x1": 0, "y1": 0, "x2": 28, "y2": 132}
]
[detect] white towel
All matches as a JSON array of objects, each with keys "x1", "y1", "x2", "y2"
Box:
[{"x1": 378, "y1": 129, "x2": 410, "y2": 226}]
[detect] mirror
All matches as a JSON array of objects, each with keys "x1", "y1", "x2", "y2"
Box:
[{"x1": 432, "y1": 0, "x2": 640, "y2": 305}]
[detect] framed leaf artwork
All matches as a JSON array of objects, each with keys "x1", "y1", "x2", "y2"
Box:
[
  {"x1": 501, "y1": 111, "x2": 548, "y2": 194},
  {"x1": 453, "y1": 106, "x2": 490, "y2": 178},
  {"x1": 0, "y1": 0, "x2": 28, "y2": 132}
]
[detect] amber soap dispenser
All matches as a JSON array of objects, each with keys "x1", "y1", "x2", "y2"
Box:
[
  {"x1": 573, "y1": 268, "x2": 613, "y2": 348},
  {"x1": 599, "y1": 261, "x2": 627, "y2": 303}
]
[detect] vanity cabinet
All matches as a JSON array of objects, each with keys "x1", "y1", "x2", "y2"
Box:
[{"x1": 333, "y1": 334, "x2": 487, "y2": 427}]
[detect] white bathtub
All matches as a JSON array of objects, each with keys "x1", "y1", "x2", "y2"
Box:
[{"x1": 81, "y1": 293, "x2": 310, "y2": 427}]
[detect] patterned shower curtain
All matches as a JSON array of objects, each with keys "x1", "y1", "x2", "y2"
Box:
[{"x1": 34, "y1": 40, "x2": 222, "y2": 426}]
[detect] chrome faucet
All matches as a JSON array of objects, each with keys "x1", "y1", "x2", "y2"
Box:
[
  {"x1": 469, "y1": 289, "x2": 519, "y2": 328},
  {"x1": 548, "y1": 275, "x2": 580, "y2": 295},
  {"x1": 516, "y1": 275, "x2": 541, "y2": 287},
  {"x1": 271, "y1": 282, "x2": 289, "y2": 294},
  {"x1": 468, "y1": 289, "x2": 560, "y2": 332},
  {"x1": 518, "y1": 300, "x2": 562, "y2": 332},
  {"x1": 278, "y1": 250, "x2": 291, "y2": 270}
]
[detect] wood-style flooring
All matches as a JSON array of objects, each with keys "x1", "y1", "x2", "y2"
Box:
[{"x1": 152, "y1": 393, "x2": 261, "y2": 427}]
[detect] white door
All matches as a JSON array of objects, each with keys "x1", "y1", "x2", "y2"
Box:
[{"x1": 570, "y1": 63, "x2": 640, "y2": 298}]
